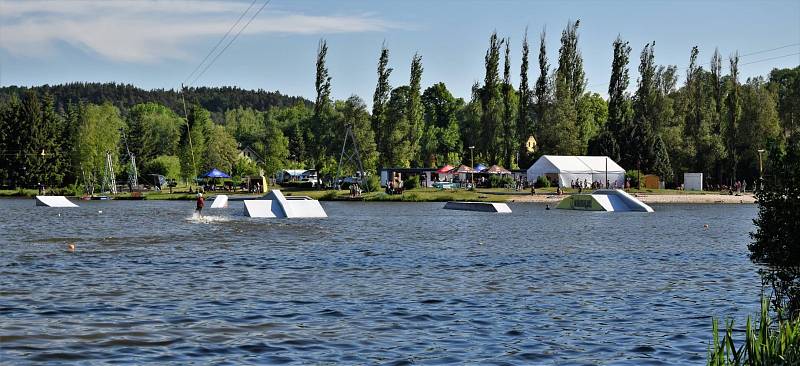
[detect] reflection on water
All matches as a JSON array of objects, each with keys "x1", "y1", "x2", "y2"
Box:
[{"x1": 0, "y1": 198, "x2": 760, "y2": 364}]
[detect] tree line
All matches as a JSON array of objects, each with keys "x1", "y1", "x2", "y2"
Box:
[{"x1": 1, "y1": 19, "x2": 798, "y2": 190}]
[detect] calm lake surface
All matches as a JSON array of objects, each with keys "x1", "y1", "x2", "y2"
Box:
[{"x1": 0, "y1": 198, "x2": 762, "y2": 365}]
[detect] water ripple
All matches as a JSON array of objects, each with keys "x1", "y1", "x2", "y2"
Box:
[{"x1": 0, "y1": 199, "x2": 761, "y2": 364}]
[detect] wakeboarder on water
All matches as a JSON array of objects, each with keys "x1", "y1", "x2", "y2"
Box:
[{"x1": 195, "y1": 192, "x2": 205, "y2": 217}]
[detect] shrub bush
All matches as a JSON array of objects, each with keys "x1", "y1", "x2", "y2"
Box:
[
  {"x1": 625, "y1": 170, "x2": 641, "y2": 188},
  {"x1": 489, "y1": 175, "x2": 514, "y2": 188},
  {"x1": 281, "y1": 181, "x2": 315, "y2": 189},
  {"x1": 403, "y1": 175, "x2": 420, "y2": 190},
  {"x1": 143, "y1": 155, "x2": 181, "y2": 180},
  {"x1": 363, "y1": 175, "x2": 381, "y2": 192},
  {"x1": 535, "y1": 175, "x2": 551, "y2": 188}
]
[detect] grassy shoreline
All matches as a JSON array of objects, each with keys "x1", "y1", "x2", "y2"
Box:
[{"x1": 2, "y1": 186, "x2": 755, "y2": 204}]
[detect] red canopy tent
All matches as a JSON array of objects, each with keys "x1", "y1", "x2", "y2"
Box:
[
  {"x1": 455, "y1": 164, "x2": 475, "y2": 173},
  {"x1": 485, "y1": 165, "x2": 511, "y2": 174},
  {"x1": 436, "y1": 164, "x2": 455, "y2": 174}
]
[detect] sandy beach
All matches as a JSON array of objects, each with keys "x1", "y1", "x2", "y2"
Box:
[{"x1": 507, "y1": 192, "x2": 756, "y2": 204}]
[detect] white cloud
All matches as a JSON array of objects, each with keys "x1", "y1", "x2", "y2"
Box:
[{"x1": 0, "y1": 0, "x2": 401, "y2": 63}]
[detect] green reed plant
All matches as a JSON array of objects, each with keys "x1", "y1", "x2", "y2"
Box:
[{"x1": 707, "y1": 297, "x2": 800, "y2": 365}]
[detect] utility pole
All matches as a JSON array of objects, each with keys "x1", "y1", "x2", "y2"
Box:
[
  {"x1": 469, "y1": 146, "x2": 475, "y2": 188},
  {"x1": 180, "y1": 84, "x2": 197, "y2": 188},
  {"x1": 757, "y1": 148, "x2": 765, "y2": 192}
]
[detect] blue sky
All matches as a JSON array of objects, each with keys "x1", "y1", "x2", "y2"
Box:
[{"x1": 1, "y1": 0, "x2": 798, "y2": 103}]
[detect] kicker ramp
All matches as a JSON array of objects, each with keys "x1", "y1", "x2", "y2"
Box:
[
  {"x1": 243, "y1": 190, "x2": 327, "y2": 218},
  {"x1": 556, "y1": 189, "x2": 653, "y2": 212},
  {"x1": 210, "y1": 194, "x2": 228, "y2": 208},
  {"x1": 443, "y1": 201, "x2": 512, "y2": 213},
  {"x1": 35, "y1": 196, "x2": 79, "y2": 208}
]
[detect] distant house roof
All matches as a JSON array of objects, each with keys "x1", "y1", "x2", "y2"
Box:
[
  {"x1": 282, "y1": 169, "x2": 316, "y2": 177},
  {"x1": 239, "y1": 145, "x2": 264, "y2": 164}
]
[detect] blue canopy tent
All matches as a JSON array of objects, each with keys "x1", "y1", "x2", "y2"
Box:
[
  {"x1": 201, "y1": 168, "x2": 231, "y2": 191},
  {"x1": 202, "y1": 168, "x2": 231, "y2": 178},
  {"x1": 475, "y1": 164, "x2": 488, "y2": 172}
]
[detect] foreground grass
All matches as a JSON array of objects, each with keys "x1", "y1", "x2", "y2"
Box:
[{"x1": 708, "y1": 298, "x2": 800, "y2": 365}]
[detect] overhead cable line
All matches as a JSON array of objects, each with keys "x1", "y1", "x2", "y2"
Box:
[
  {"x1": 586, "y1": 47, "x2": 800, "y2": 89},
  {"x1": 739, "y1": 52, "x2": 799, "y2": 66},
  {"x1": 182, "y1": 0, "x2": 259, "y2": 86},
  {"x1": 188, "y1": 0, "x2": 273, "y2": 87},
  {"x1": 739, "y1": 43, "x2": 799, "y2": 58}
]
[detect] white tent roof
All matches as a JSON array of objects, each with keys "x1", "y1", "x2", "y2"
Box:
[{"x1": 528, "y1": 155, "x2": 625, "y2": 174}]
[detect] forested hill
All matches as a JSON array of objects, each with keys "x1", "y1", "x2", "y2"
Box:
[{"x1": 0, "y1": 82, "x2": 312, "y2": 115}]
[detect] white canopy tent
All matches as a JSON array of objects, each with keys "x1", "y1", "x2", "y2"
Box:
[{"x1": 527, "y1": 155, "x2": 626, "y2": 188}]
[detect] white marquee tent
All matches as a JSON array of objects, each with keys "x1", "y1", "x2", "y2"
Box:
[{"x1": 527, "y1": 155, "x2": 626, "y2": 188}]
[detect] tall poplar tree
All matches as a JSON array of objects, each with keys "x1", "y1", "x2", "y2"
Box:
[
  {"x1": 589, "y1": 35, "x2": 630, "y2": 162},
  {"x1": 533, "y1": 28, "x2": 550, "y2": 157},
  {"x1": 725, "y1": 52, "x2": 741, "y2": 183},
  {"x1": 517, "y1": 29, "x2": 534, "y2": 167},
  {"x1": 631, "y1": 42, "x2": 658, "y2": 170},
  {"x1": 310, "y1": 39, "x2": 334, "y2": 179},
  {"x1": 481, "y1": 32, "x2": 503, "y2": 164},
  {"x1": 548, "y1": 20, "x2": 584, "y2": 155},
  {"x1": 407, "y1": 53, "x2": 424, "y2": 166},
  {"x1": 372, "y1": 45, "x2": 392, "y2": 167},
  {"x1": 711, "y1": 48, "x2": 724, "y2": 135},
  {"x1": 501, "y1": 39, "x2": 517, "y2": 167}
]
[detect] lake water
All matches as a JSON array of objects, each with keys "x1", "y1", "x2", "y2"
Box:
[{"x1": 0, "y1": 198, "x2": 762, "y2": 365}]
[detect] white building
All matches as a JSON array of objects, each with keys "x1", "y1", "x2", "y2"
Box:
[{"x1": 527, "y1": 155, "x2": 626, "y2": 188}]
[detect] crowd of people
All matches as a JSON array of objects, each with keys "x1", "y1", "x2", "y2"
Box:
[{"x1": 569, "y1": 178, "x2": 621, "y2": 193}]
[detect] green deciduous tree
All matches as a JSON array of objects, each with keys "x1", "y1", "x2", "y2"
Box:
[
  {"x1": 576, "y1": 92, "x2": 607, "y2": 153},
  {"x1": 768, "y1": 66, "x2": 800, "y2": 138},
  {"x1": 738, "y1": 77, "x2": 781, "y2": 182},
  {"x1": 259, "y1": 111, "x2": 290, "y2": 176},
  {"x1": 204, "y1": 124, "x2": 239, "y2": 174},
  {"x1": 749, "y1": 136, "x2": 800, "y2": 315},
  {"x1": 421, "y1": 82, "x2": 463, "y2": 167},
  {"x1": 338, "y1": 95, "x2": 379, "y2": 173},
  {"x1": 224, "y1": 107, "x2": 264, "y2": 148},
  {"x1": 75, "y1": 103, "x2": 124, "y2": 191},
  {"x1": 127, "y1": 102, "x2": 182, "y2": 169},
  {"x1": 178, "y1": 105, "x2": 211, "y2": 180},
  {"x1": 384, "y1": 86, "x2": 412, "y2": 167}
]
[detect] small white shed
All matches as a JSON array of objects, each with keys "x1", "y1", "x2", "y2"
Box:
[{"x1": 683, "y1": 173, "x2": 703, "y2": 191}]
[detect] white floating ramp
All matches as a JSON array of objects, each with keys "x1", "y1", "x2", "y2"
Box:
[
  {"x1": 243, "y1": 200, "x2": 276, "y2": 218},
  {"x1": 443, "y1": 201, "x2": 512, "y2": 213},
  {"x1": 210, "y1": 194, "x2": 228, "y2": 208},
  {"x1": 243, "y1": 190, "x2": 327, "y2": 218},
  {"x1": 35, "y1": 196, "x2": 79, "y2": 208},
  {"x1": 556, "y1": 189, "x2": 654, "y2": 212}
]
